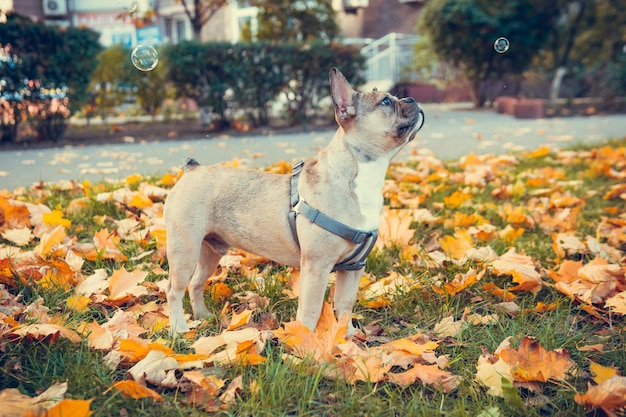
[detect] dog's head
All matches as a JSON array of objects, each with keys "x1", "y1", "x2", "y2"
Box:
[{"x1": 330, "y1": 67, "x2": 425, "y2": 160}]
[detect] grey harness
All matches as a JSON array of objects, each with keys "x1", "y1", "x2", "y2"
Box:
[{"x1": 288, "y1": 160, "x2": 378, "y2": 271}]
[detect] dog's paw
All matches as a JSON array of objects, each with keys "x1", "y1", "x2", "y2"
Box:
[{"x1": 169, "y1": 319, "x2": 191, "y2": 335}]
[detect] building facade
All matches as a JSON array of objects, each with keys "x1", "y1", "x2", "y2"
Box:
[{"x1": 6, "y1": 0, "x2": 425, "y2": 46}]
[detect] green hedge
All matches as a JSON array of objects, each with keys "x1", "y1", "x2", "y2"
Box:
[{"x1": 163, "y1": 41, "x2": 365, "y2": 127}]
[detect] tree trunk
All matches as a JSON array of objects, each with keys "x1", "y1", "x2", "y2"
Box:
[
  {"x1": 550, "y1": 66, "x2": 567, "y2": 104},
  {"x1": 199, "y1": 107, "x2": 212, "y2": 126}
]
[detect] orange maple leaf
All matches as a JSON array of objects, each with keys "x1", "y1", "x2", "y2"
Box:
[
  {"x1": 274, "y1": 302, "x2": 348, "y2": 362},
  {"x1": 490, "y1": 249, "x2": 543, "y2": 294},
  {"x1": 112, "y1": 380, "x2": 163, "y2": 402},
  {"x1": 388, "y1": 363, "x2": 460, "y2": 392},
  {"x1": 498, "y1": 336, "x2": 575, "y2": 382},
  {"x1": 3, "y1": 204, "x2": 31, "y2": 229},
  {"x1": 107, "y1": 266, "x2": 150, "y2": 304}
]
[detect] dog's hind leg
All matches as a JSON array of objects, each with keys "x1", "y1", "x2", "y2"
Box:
[
  {"x1": 166, "y1": 229, "x2": 204, "y2": 333},
  {"x1": 188, "y1": 240, "x2": 222, "y2": 320},
  {"x1": 333, "y1": 268, "x2": 364, "y2": 337}
]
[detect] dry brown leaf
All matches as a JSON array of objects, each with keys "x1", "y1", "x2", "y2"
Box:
[
  {"x1": 575, "y1": 376, "x2": 626, "y2": 417},
  {"x1": 10, "y1": 323, "x2": 81, "y2": 344},
  {"x1": 128, "y1": 349, "x2": 179, "y2": 386}
]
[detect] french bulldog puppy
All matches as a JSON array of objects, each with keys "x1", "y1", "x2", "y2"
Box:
[{"x1": 164, "y1": 67, "x2": 424, "y2": 335}]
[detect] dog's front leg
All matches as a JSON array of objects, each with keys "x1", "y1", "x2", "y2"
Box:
[
  {"x1": 333, "y1": 268, "x2": 364, "y2": 337},
  {"x1": 296, "y1": 260, "x2": 335, "y2": 332}
]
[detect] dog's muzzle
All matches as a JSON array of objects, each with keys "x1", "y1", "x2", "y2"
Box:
[{"x1": 398, "y1": 97, "x2": 425, "y2": 140}]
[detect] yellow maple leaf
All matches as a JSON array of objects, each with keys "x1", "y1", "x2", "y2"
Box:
[
  {"x1": 439, "y1": 229, "x2": 473, "y2": 260},
  {"x1": 125, "y1": 174, "x2": 143, "y2": 185},
  {"x1": 35, "y1": 225, "x2": 67, "y2": 258},
  {"x1": 589, "y1": 360, "x2": 619, "y2": 385},
  {"x1": 444, "y1": 190, "x2": 472, "y2": 208},
  {"x1": 227, "y1": 309, "x2": 253, "y2": 330},
  {"x1": 128, "y1": 192, "x2": 154, "y2": 209},
  {"x1": 42, "y1": 210, "x2": 71, "y2": 229},
  {"x1": 66, "y1": 294, "x2": 91, "y2": 312},
  {"x1": 526, "y1": 146, "x2": 551, "y2": 158}
]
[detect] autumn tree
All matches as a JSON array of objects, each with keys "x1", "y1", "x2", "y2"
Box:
[
  {"x1": 540, "y1": 0, "x2": 626, "y2": 102},
  {"x1": 417, "y1": 0, "x2": 561, "y2": 107},
  {"x1": 176, "y1": 0, "x2": 229, "y2": 41},
  {"x1": 251, "y1": 0, "x2": 339, "y2": 44}
]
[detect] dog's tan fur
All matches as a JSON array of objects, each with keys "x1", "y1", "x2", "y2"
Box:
[{"x1": 165, "y1": 68, "x2": 424, "y2": 334}]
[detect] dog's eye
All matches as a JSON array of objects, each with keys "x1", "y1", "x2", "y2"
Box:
[{"x1": 380, "y1": 97, "x2": 393, "y2": 106}]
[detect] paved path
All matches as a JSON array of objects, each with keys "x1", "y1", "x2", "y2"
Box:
[{"x1": 0, "y1": 102, "x2": 624, "y2": 191}]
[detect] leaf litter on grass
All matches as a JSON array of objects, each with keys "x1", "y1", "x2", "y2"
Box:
[{"x1": 0, "y1": 141, "x2": 625, "y2": 415}]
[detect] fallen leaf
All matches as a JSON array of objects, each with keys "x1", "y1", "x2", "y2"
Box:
[
  {"x1": 128, "y1": 349, "x2": 179, "y2": 386},
  {"x1": 490, "y1": 249, "x2": 543, "y2": 294},
  {"x1": 108, "y1": 267, "x2": 150, "y2": 303},
  {"x1": 498, "y1": 336, "x2": 575, "y2": 382},
  {"x1": 575, "y1": 376, "x2": 626, "y2": 417},
  {"x1": 112, "y1": 380, "x2": 163, "y2": 401},
  {"x1": 227, "y1": 309, "x2": 253, "y2": 330},
  {"x1": 605, "y1": 291, "x2": 626, "y2": 314},
  {"x1": 10, "y1": 323, "x2": 81, "y2": 344},
  {"x1": 388, "y1": 363, "x2": 460, "y2": 391},
  {"x1": 34, "y1": 398, "x2": 93, "y2": 417},
  {"x1": 589, "y1": 360, "x2": 619, "y2": 384}
]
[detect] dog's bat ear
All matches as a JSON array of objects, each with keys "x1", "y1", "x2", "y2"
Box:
[{"x1": 329, "y1": 67, "x2": 356, "y2": 123}]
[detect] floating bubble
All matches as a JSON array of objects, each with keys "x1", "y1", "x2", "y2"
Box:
[
  {"x1": 131, "y1": 45, "x2": 158, "y2": 71},
  {"x1": 494, "y1": 37, "x2": 510, "y2": 53},
  {"x1": 118, "y1": 0, "x2": 138, "y2": 14}
]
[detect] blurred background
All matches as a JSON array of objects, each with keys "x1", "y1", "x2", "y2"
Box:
[{"x1": 0, "y1": 0, "x2": 625, "y2": 145}]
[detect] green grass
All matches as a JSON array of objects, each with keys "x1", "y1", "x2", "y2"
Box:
[{"x1": 1, "y1": 139, "x2": 625, "y2": 416}]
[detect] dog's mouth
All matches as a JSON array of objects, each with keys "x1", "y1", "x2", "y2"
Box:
[{"x1": 396, "y1": 107, "x2": 425, "y2": 140}]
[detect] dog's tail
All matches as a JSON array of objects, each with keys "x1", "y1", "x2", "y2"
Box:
[{"x1": 182, "y1": 158, "x2": 201, "y2": 171}]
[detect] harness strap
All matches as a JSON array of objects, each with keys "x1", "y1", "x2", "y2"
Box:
[
  {"x1": 288, "y1": 160, "x2": 378, "y2": 271},
  {"x1": 288, "y1": 160, "x2": 304, "y2": 247}
]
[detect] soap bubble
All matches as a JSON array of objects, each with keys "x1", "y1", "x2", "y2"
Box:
[
  {"x1": 494, "y1": 37, "x2": 510, "y2": 53},
  {"x1": 131, "y1": 45, "x2": 159, "y2": 71},
  {"x1": 118, "y1": 0, "x2": 138, "y2": 14}
]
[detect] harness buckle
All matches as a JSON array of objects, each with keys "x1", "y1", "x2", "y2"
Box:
[{"x1": 351, "y1": 230, "x2": 368, "y2": 244}]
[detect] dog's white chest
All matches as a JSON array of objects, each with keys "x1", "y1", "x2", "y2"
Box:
[{"x1": 353, "y1": 159, "x2": 389, "y2": 230}]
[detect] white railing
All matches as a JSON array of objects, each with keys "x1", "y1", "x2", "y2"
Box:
[{"x1": 359, "y1": 32, "x2": 419, "y2": 84}]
